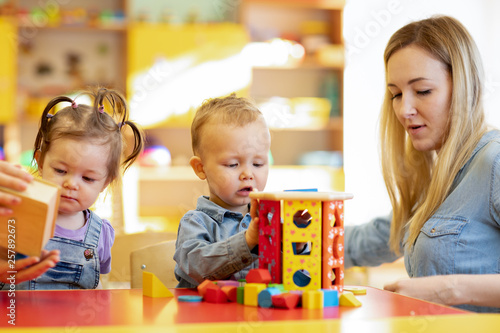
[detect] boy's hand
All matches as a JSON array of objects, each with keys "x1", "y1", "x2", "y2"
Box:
[
  {"x1": 295, "y1": 242, "x2": 307, "y2": 254},
  {"x1": 245, "y1": 196, "x2": 260, "y2": 250}
]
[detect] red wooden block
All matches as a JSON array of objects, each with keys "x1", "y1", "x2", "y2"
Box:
[
  {"x1": 221, "y1": 286, "x2": 238, "y2": 302},
  {"x1": 197, "y1": 280, "x2": 220, "y2": 297},
  {"x1": 272, "y1": 293, "x2": 301, "y2": 309},
  {"x1": 246, "y1": 269, "x2": 272, "y2": 284},
  {"x1": 205, "y1": 288, "x2": 228, "y2": 303}
]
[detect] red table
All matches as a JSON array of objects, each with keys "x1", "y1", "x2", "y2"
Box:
[{"x1": 1, "y1": 286, "x2": 467, "y2": 328}]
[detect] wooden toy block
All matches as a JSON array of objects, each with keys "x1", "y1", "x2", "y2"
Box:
[
  {"x1": 237, "y1": 286, "x2": 245, "y2": 304},
  {"x1": 344, "y1": 286, "x2": 367, "y2": 295},
  {"x1": 178, "y1": 295, "x2": 203, "y2": 302},
  {"x1": 250, "y1": 191, "x2": 353, "y2": 293},
  {"x1": 271, "y1": 293, "x2": 301, "y2": 309},
  {"x1": 339, "y1": 292, "x2": 362, "y2": 307},
  {"x1": 215, "y1": 280, "x2": 240, "y2": 288},
  {"x1": 197, "y1": 280, "x2": 220, "y2": 297},
  {"x1": 283, "y1": 199, "x2": 322, "y2": 290},
  {"x1": 246, "y1": 268, "x2": 272, "y2": 284},
  {"x1": 289, "y1": 290, "x2": 303, "y2": 307},
  {"x1": 0, "y1": 178, "x2": 61, "y2": 256},
  {"x1": 142, "y1": 271, "x2": 174, "y2": 298},
  {"x1": 268, "y1": 283, "x2": 285, "y2": 292},
  {"x1": 302, "y1": 290, "x2": 323, "y2": 309},
  {"x1": 205, "y1": 288, "x2": 228, "y2": 303},
  {"x1": 322, "y1": 201, "x2": 345, "y2": 292},
  {"x1": 244, "y1": 283, "x2": 266, "y2": 307},
  {"x1": 257, "y1": 287, "x2": 281, "y2": 308},
  {"x1": 257, "y1": 200, "x2": 282, "y2": 283},
  {"x1": 322, "y1": 289, "x2": 339, "y2": 307},
  {"x1": 221, "y1": 286, "x2": 238, "y2": 302}
]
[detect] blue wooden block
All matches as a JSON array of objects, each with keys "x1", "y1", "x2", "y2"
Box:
[
  {"x1": 258, "y1": 287, "x2": 282, "y2": 308},
  {"x1": 322, "y1": 289, "x2": 339, "y2": 307}
]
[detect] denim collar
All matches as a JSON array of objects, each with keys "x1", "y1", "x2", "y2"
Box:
[{"x1": 196, "y1": 196, "x2": 249, "y2": 224}]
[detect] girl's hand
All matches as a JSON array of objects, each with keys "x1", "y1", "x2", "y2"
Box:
[
  {"x1": 0, "y1": 249, "x2": 60, "y2": 284},
  {"x1": 0, "y1": 161, "x2": 34, "y2": 216},
  {"x1": 245, "y1": 196, "x2": 260, "y2": 250}
]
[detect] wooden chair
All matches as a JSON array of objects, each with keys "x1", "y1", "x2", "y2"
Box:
[
  {"x1": 107, "y1": 232, "x2": 176, "y2": 286},
  {"x1": 130, "y1": 240, "x2": 178, "y2": 289}
]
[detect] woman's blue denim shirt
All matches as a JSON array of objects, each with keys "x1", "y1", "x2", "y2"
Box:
[
  {"x1": 174, "y1": 196, "x2": 259, "y2": 288},
  {"x1": 345, "y1": 130, "x2": 500, "y2": 313}
]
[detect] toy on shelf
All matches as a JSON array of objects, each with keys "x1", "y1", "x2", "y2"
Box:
[{"x1": 249, "y1": 190, "x2": 353, "y2": 293}]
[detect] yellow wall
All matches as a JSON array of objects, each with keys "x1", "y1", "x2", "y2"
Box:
[{"x1": 0, "y1": 18, "x2": 16, "y2": 123}]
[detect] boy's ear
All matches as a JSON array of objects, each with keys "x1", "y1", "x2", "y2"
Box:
[{"x1": 189, "y1": 156, "x2": 206, "y2": 180}]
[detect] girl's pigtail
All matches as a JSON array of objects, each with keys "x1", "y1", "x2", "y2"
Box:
[
  {"x1": 120, "y1": 120, "x2": 145, "y2": 172},
  {"x1": 94, "y1": 87, "x2": 128, "y2": 128},
  {"x1": 32, "y1": 96, "x2": 74, "y2": 161}
]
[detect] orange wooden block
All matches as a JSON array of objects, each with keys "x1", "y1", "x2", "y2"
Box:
[
  {"x1": 0, "y1": 178, "x2": 61, "y2": 256},
  {"x1": 197, "y1": 280, "x2": 220, "y2": 297},
  {"x1": 221, "y1": 286, "x2": 238, "y2": 302},
  {"x1": 246, "y1": 269, "x2": 272, "y2": 284}
]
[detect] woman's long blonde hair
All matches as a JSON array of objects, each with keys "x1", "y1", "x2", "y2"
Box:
[{"x1": 380, "y1": 15, "x2": 487, "y2": 253}]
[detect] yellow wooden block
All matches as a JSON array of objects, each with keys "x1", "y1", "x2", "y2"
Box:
[
  {"x1": 339, "y1": 292, "x2": 362, "y2": 307},
  {"x1": 244, "y1": 283, "x2": 266, "y2": 306},
  {"x1": 142, "y1": 271, "x2": 174, "y2": 298},
  {"x1": 343, "y1": 286, "x2": 367, "y2": 295},
  {"x1": 303, "y1": 290, "x2": 323, "y2": 309}
]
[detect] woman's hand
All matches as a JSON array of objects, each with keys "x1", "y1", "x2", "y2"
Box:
[
  {"x1": 0, "y1": 250, "x2": 60, "y2": 284},
  {"x1": 384, "y1": 275, "x2": 460, "y2": 306},
  {"x1": 385, "y1": 274, "x2": 500, "y2": 308},
  {"x1": 0, "y1": 161, "x2": 33, "y2": 216}
]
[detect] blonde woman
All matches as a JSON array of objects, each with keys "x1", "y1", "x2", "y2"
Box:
[{"x1": 345, "y1": 15, "x2": 500, "y2": 313}]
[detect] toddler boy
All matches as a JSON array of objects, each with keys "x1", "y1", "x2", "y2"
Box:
[{"x1": 174, "y1": 94, "x2": 270, "y2": 287}]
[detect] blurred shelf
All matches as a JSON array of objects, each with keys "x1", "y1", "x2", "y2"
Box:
[
  {"x1": 269, "y1": 116, "x2": 342, "y2": 132},
  {"x1": 16, "y1": 23, "x2": 127, "y2": 32},
  {"x1": 241, "y1": 0, "x2": 345, "y2": 10},
  {"x1": 138, "y1": 165, "x2": 201, "y2": 181},
  {"x1": 136, "y1": 165, "x2": 345, "y2": 218},
  {"x1": 252, "y1": 54, "x2": 344, "y2": 70}
]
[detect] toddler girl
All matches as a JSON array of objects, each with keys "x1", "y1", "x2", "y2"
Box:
[{"x1": 2, "y1": 87, "x2": 144, "y2": 290}]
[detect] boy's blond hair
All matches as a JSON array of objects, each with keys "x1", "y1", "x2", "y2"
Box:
[{"x1": 191, "y1": 94, "x2": 265, "y2": 155}]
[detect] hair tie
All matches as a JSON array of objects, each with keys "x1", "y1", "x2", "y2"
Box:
[
  {"x1": 46, "y1": 113, "x2": 54, "y2": 118},
  {"x1": 71, "y1": 101, "x2": 78, "y2": 109},
  {"x1": 118, "y1": 122, "x2": 125, "y2": 130},
  {"x1": 98, "y1": 105, "x2": 104, "y2": 113}
]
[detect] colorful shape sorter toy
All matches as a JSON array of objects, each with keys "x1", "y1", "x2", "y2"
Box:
[{"x1": 249, "y1": 191, "x2": 353, "y2": 293}]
